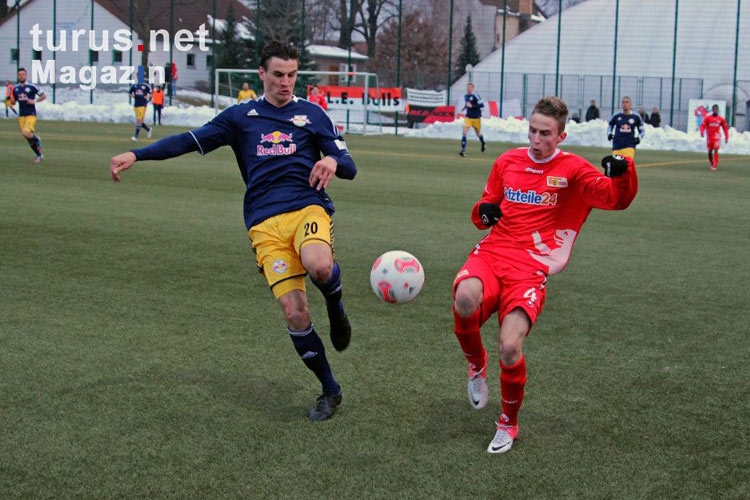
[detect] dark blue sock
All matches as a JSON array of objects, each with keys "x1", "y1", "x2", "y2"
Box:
[
  {"x1": 479, "y1": 135, "x2": 485, "y2": 146},
  {"x1": 134, "y1": 125, "x2": 141, "y2": 137},
  {"x1": 288, "y1": 324, "x2": 340, "y2": 395},
  {"x1": 311, "y1": 262, "x2": 345, "y2": 319},
  {"x1": 461, "y1": 135, "x2": 467, "y2": 151}
]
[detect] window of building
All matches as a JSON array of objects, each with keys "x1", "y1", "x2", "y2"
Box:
[
  {"x1": 206, "y1": 54, "x2": 213, "y2": 67},
  {"x1": 186, "y1": 53, "x2": 195, "y2": 69},
  {"x1": 10, "y1": 48, "x2": 19, "y2": 62},
  {"x1": 32, "y1": 49, "x2": 42, "y2": 61},
  {"x1": 112, "y1": 50, "x2": 123, "y2": 64},
  {"x1": 90, "y1": 50, "x2": 99, "y2": 64}
]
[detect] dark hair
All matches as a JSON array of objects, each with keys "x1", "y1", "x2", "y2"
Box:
[
  {"x1": 18, "y1": 67, "x2": 26, "y2": 73},
  {"x1": 259, "y1": 41, "x2": 300, "y2": 70},
  {"x1": 533, "y1": 96, "x2": 568, "y2": 133}
]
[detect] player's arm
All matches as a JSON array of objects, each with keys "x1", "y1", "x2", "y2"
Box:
[
  {"x1": 607, "y1": 117, "x2": 615, "y2": 140},
  {"x1": 470, "y1": 159, "x2": 504, "y2": 229},
  {"x1": 313, "y1": 114, "x2": 357, "y2": 187},
  {"x1": 110, "y1": 116, "x2": 235, "y2": 182},
  {"x1": 35, "y1": 91, "x2": 46, "y2": 104},
  {"x1": 723, "y1": 119, "x2": 729, "y2": 142},
  {"x1": 699, "y1": 120, "x2": 706, "y2": 137},
  {"x1": 576, "y1": 155, "x2": 638, "y2": 210}
]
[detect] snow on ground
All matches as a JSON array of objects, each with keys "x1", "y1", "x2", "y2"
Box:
[{"x1": 22, "y1": 86, "x2": 750, "y2": 155}]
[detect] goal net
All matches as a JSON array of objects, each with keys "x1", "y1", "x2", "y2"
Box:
[{"x1": 214, "y1": 69, "x2": 387, "y2": 135}]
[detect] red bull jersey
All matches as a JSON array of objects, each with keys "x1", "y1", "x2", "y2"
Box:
[
  {"x1": 129, "y1": 83, "x2": 151, "y2": 107},
  {"x1": 189, "y1": 95, "x2": 356, "y2": 229},
  {"x1": 13, "y1": 83, "x2": 44, "y2": 117},
  {"x1": 607, "y1": 112, "x2": 644, "y2": 150},
  {"x1": 470, "y1": 147, "x2": 638, "y2": 276}
]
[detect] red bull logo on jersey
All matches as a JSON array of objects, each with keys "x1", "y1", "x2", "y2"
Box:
[
  {"x1": 504, "y1": 187, "x2": 558, "y2": 206},
  {"x1": 258, "y1": 130, "x2": 297, "y2": 156}
]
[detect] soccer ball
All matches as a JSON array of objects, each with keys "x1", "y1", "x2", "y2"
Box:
[{"x1": 370, "y1": 250, "x2": 425, "y2": 303}]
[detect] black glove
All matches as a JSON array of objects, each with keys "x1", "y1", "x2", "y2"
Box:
[
  {"x1": 634, "y1": 136, "x2": 641, "y2": 145},
  {"x1": 478, "y1": 203, "x2": 502, "y2": 226},
  {"x1": 601, "y1": 155, "x2": 628, "y2": 178},
  {"x1": 607, "y1": 133, "x2": 613, "y2": 141}
]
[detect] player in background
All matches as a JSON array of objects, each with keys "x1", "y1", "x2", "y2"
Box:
[
  {"x1": 699, "y1": 104, "x2": 729, "y2": 171},
  {"x1": 11, "y1": 68, "x2": 45, "y2": 163},
  {"x1": 459, "y1": 82, "x2": 486, "y2": 157},
  {"x1": 4, "y1": 80, "x2": 18, "y2": 117},
  {"x1": 452, "y1": 96, "x2": 638, "y2": 454},
  {"x1": 110, "y1": 41, "x2": 357, "y2": 422},
  {"x1": 152, "y1": 85, "x2": 165, "y2": 126},
  {"x1": 308, "y1": 85, "x2": 328, "y2": 111},
  {"x1": 607, "y1": 96, "x2": 644, "y2": 159},
  {"x1": 129, "y1": 81, "x2": 152, "y2": 142},
  {"x1": 237, "y1": 81, "x2": 257, "y2": 103}
]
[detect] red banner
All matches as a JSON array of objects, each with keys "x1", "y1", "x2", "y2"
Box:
[
  {"x1": 309, "y1": 85, "x2": 404, "y2": 111},
  {"x1": 407, "y1": 105, "x2": 456, "y2": 127}
]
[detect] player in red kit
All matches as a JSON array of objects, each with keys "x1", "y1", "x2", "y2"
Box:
[
  {"x1": 452, "y1": 96, "x2": 638, "y2": 454},
  {"x1": 699, "y1": 104, "x2": 729, "y2": 170},
  {"x1": 308, "y1": 85, "x2": 328, "y2": 110}
]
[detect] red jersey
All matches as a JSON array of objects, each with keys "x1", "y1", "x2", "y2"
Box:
[
  {"x1": 699, "y1": 114, "x2": 728, "y2": 143},
  {"x1": 308, "y1": 93, "x2": 328, "y2": 110},
  {"x1": 471, "y1": 147, "x2": 638, "y2": 275}
]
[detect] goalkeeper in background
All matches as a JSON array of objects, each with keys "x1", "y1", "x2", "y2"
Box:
[
  {"x1": 607, "y1": 96, "x2": 644, "y2": 158},
  {"x1": 452, "y1": 96, "x2": 638, "y2": 454}
]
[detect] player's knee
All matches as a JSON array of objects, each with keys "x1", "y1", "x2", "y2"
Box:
[
  {"x1": 306, "y1": 258, "x2": 332, "y2": 283},
  {"x1": 454, "y1": 288, "x2": 480, "y2": 318},
  {"x1": 283, "y1": 304, "x2": 310, "y2": 331},
  {"x1": 499, "y1": 343, "x2": 522, "y2": 366}
]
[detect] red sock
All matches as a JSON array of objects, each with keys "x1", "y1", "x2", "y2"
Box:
[
  {"x1": 453, "y1": 307, "x2": 487, "y2": 374},
  {"x1": 714, "y1": 152, "x2": 719, "y2": 167},
  {"x1": 499, "y1": 355, "x2": 527, "y2": 426}
]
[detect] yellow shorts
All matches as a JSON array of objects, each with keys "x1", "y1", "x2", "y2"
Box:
[
  {"x1": 248, "y1": 205, "x2": 334, "y2": 298},
  {"x1": 4, "y1": 97, "x2": 12, "y2": 108},
  {"x1": 463, "y1": 117, "x2": 481, "y2": 134},
  {"x1": 134, "y1": 106, "x2": 146, "y2": 122},
  {"x1": 18, "y1": 115, "x2": 37, "y2": 135},
  {"x1": 612, "y1": 147, "x2": 635, "y2": 159}
]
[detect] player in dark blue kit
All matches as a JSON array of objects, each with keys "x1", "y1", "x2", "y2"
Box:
[
  {"x1": 11, "y1": 68, "x2": 46, "y2": 163},
  {"x1": 459, "y1": 82, "x2": 486, "y2": 157},
  {"x1": 607, "y1": 96, "x2": 644, "y2": 159},
  {"x1": 110, "y1": 41, "x2": 357, "y2": 421},
  {"x1": 129, "y1": 81, "x2": 152, "y2": 141}
]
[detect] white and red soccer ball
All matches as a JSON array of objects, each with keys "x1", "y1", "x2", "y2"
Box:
[{"x1": 370, "y1": 250, "x2": 425, "y2": 304}]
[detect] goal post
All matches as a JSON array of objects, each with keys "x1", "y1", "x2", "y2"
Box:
[{"x1": 214, "y1": 69, "x2": 388, "y2": 135}]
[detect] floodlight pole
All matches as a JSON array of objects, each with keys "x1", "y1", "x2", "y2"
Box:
[
  {"x1": 554, "y1": 0, "x2": 561, "y2": 96},
  {"x1": 395, "y1": 0, "x2": 402, "y2": 136},
  {"x1": 669, "y1": 0, "x2": 679, "y2": 128},
  {"x1": 15, "y1": 0, "x2": 20, "y2": 72},
  {"x1": 447, "y1": 0, "x2": 454, "y2": 104},
  {"x1": 89, "y1": 0, "x2": 94, "y2": 104},
  {"x1": 53, "y1": 0, "x2": 56, "y2": 103},
  {"x1": 211, "y1": 0, "x2": 216, "y2": 107},
  {"x1": 731, "y1": 0, "x2": 741, "y2": 127},
  {"x1": 169, "y1": 0, "x2": 174, "y2": 106},
  {"x1": 499, "y1": 0, "x2": 507, "y2": 118},
  {"x1": 610, "y1": 0, "x2": 619, "y2": 114}
]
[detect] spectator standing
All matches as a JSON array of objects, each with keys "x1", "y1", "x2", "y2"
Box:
[
  {"x1": 585, "y1": 99, "x2": 600, "y2": 122},
  {"x1": 649, "y1": 107, "x2": 661, "y2": 128},
  {"x1": 152, "y1": 85, "x2": 165, "y2": 125}
]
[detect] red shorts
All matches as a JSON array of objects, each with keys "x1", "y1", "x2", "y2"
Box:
[
  {"x1": 707, "y1": 139, "x2": 721, "y2": 150},
  {"x1": 453, "y1": 250, "x2": 548, "y2": 329}
]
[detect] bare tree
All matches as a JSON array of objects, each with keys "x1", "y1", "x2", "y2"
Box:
[{"x1": 370, "y1": 8, "x2": 448, "y2": 89}]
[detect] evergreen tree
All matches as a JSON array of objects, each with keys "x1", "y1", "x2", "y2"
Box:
[{"x1": 454, "y1": 15, "x2": 481, "y2": 81}]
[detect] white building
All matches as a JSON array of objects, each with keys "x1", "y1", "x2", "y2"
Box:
[
  {"x1": 0, "y1": 0, "x2": 252, "y2": 96},
  {"x1": 452, "y1": 0, "x2": 750, "y2": 131}
]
